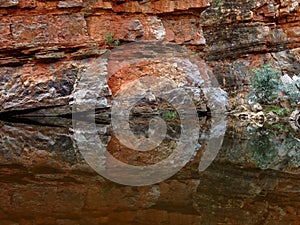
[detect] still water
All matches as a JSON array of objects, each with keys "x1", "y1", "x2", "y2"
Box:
[{"x1": 0, "y1": 115, "x2": 299, "y2": 225}]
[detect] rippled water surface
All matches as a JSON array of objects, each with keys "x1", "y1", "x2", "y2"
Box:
[{"x1": 0, "y1": 116, "x2": 299, "y2": 225}]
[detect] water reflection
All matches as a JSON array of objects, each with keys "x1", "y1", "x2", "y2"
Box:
[
  {"x1": 0, "y1": 116, "x2": 299, "y2": 224},
  {"x1": 220, "y1": 120, "x2": 300, "y2": 173}
]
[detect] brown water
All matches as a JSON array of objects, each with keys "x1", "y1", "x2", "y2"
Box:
[{"x1": 0, "y1": 116, "x2": 299, "y2": 225}]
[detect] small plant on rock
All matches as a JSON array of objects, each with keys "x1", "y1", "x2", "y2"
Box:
[
  {"x1": 104, "y1": 32, "x2": 120, "y2": 48},
  {"x1": 161, "y1": 109, "x2": 177, "y2": 121}
]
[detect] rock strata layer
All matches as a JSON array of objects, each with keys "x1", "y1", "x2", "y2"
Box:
[{"x1": 0, "y1": 0, "x2": 299, "y2": 115}]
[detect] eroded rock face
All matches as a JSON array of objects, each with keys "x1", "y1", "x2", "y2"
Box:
[
  {"x1": 0, "y1": 0, "x2": 210, "y2": 115},
  {"x1": 0, "y1": 0, "x2": 299, "y2": 114},
  {"x1": 0, "y1": 41, "x2": 228, "y2": 115},
  {"x1": 201, "y1": 0, "x2": 300, "y2": 102},
  {"x1": 0, "y1": 62, "x2": 79, "y2": 113},
  {"x1": 107, "y1": 42, "x2": 228, "y2": 114},
  {"x1": 201, "y1": 0, "x2": 300, "y2": 60}
]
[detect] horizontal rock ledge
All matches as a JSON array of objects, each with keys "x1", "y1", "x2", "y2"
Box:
[{"x1": 0, "y1": 41, "x2": 229, "y2": 118}]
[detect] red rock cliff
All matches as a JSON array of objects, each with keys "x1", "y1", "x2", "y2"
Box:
[{"x1": 0, "y1": 0, "x2": 299, "y2": 113}]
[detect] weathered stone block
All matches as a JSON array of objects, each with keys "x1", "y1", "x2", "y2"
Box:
[
  {"x1": 0, "y1": 0, "x2": 18, "y2": 7},
  {"x1": 163, "y1": 17, "x2": 205, "y2": 45},
  {"x1": 143, "y1": 16, "x2": 165, "y2": 41},
  {"x1": 10, "y1": 13, "x2": 89, "y2": 47},
  {"x1": 87, "y1": 15, "x2": 145, "y2": 42},
  {"x1": 18, "y1": 0, "x2": 36, "y2": 8},
  {"x1": 0, "y1": 62, "x2": 80, "y2": 112},
  {"x1": 106, "y1": 42, "x2": 227, "y2": 113},
  {"x1": 112, "y1": 0, "x2": 209, "y2": 14},
  {"x1": 58, "y1": 0, "x2": 83, "y2": 8},
  {"x1": 87, "y1": 14, "x2": 167, "y2": 42},
  {"x1": 11, "y1": 17, "x2": 50, "y2": 44},
  {"x1": 286, "y1": 26, "x2": 300, "y2": 43},
  {"x1": 85, "y1": 0, "x2": 112, "y2": 9},
  {"x1": 0, "y1": 19, "x2": 12, "y2": 47}
]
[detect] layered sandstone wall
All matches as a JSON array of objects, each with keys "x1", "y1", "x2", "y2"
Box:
[
  {"x1": 0, "y1": 0, "x2": 299, "y2": 114},
  {"x1": 202, "y1": 0, "x2": 300, "y2": 107}
]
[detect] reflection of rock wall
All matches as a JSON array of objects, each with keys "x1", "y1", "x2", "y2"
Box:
[
  {"x1": 216, "y1": 119, "x2": 300, "y2": 174},
  {"x1": 1, "y1": 120, "x2": 300, "y2": 224},
  {"x1": 1, "y1": 161, "x2": 300, "y2": 225},
  {"x1": 0, "y1": 120, "x2": 82, "y2": 167},
  {"x1": 1, "y1": 0, "x2": 299, "y2": 114}
]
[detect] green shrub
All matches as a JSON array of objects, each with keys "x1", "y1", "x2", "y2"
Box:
[
  {"x1": 264, "y1": 105, "x2": 289, "y2": 116},
  {"x1": 247, "y1": 129, "x2": 278, "y2": 169},
  {"x1": 161, "y1": 110, "x2": 177, "y2": 121},
  {"x1": 250, "y1": 64, "x2": 282, "y2": 104},
  {"x1": 104, "y1": 32, "x2": 120, "y2": 48},
  {"x1": 246, "y1": 125, "x2": 300, "y2": 169}
]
